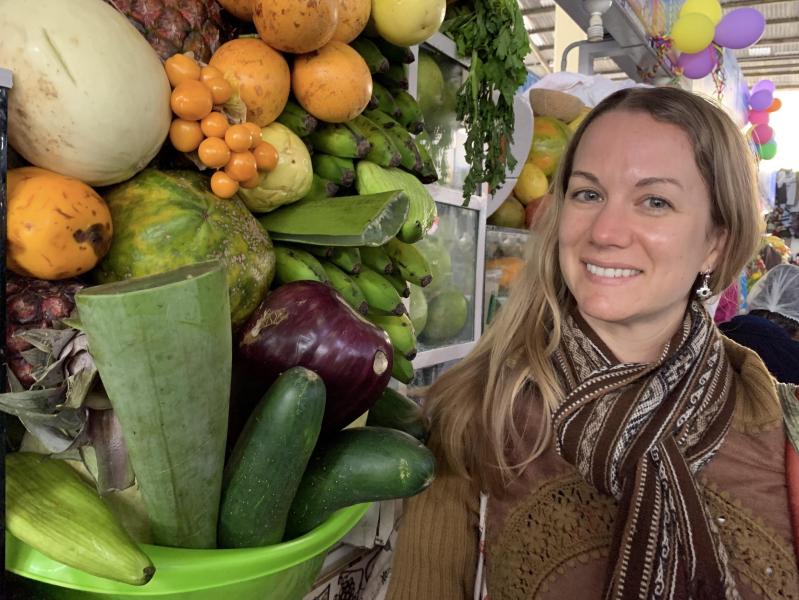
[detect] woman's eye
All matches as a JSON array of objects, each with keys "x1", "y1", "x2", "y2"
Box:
[
  {"x1": 644, "y1": 196, "x2": 672, "y2": 210},
  {"x1": 570, "y1": 189, "x2": 601, "y2": 202}
]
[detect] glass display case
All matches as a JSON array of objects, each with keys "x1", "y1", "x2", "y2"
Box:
[{"x1": 484, "y1": 225, "x2": 531, "y2": 326}]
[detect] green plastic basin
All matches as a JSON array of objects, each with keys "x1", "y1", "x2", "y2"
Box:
[{"x1": 5, "y1": 503, "x2": 370, "y2": 600}]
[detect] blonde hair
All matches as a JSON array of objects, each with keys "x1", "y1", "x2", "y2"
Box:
[{"x1": 425, "y1": 86, "x2": 762, "y2": 495}]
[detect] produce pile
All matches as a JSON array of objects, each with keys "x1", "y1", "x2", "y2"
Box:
[
  {"x1": 0, "y1": 0, "x2": 455, "y2": 589},
  {"x1": 489, "y1": 88, "x2": 590, "y2": 231}
]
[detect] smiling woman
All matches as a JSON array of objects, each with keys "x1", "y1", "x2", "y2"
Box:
[{"x1": 387, "y1": 87, "x2": 799, "y2": 600}]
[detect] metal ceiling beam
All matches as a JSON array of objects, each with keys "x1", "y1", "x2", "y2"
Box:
[
  {"x1": 742, "y1": 70, "x2": 799, "y2": 77},
  {"x1": 755, "y1": 35, "x2": 799, "y2": 45},
  {"x1": 736, "y1": 54, "x2": 799, "y2": 63},
  {"x1": 722, "y1": 0, "x2": 794, "y2": 7},
  {"x1": 526, "y1": 25, "x2": 555, "y2": 34},
  {"x1": 521, "y1": 6, "x2": 555, "y2": 16}
]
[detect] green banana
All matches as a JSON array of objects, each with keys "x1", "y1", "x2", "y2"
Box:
[
  {"x1": 350, "y1": 37, "x2": 389, "y2": 74},
  {"x1": 393, "y1": 90, "x2": 425, "y2": 134},
  {"x1": 363, "y1": 109, "x2": 423, "y2": 174},
  {"x1": 359, "y1": 245, "x2": 395, "y2": 275},
  {"x1": 312, "y1": 153, "x2": 355, "y2": 187},
  {"x1": 375, "y1": 63, "x2": 409, "y2": 91},
  {"x1": 369, "y1": 312, "x2": 417, "y2": 360},
  {"x1": 273, "y1": 245, "x2": 328, "y2": 285},
  {"x1": 309, "y1": 123, "x2": 371, "y2": 159},
  {"x1": 384, "y1": 270, "x2": 410, "y2": 298},
  {"x1": 276, "y1": 100, "x2": 319, "y2": 137},
  {"x1": 411, "y1": 134, "x2": 439, "y2": 184},
  {"x1": 320, "y1": 260, "x2": 369, "y2": 315},
  {"x1": 371, "y1": 82, "x2": 401, "y2": 119},
  {"x1": 353, "y1": 265, "x2": 405, "y2": 315},
  {"x1": 297, "y1": 244, "x2": 334, "y2": 259},
  {"x1": 384, "y1": 238, "x2": 433, "y2": 287},
  {"x1": 345, "y1": 115, "x2": 401, "y2": 168},
  {"x1": 302, "y1": 174, "x2": 339, "y2": 202},
  {"x1": 372, "y1": 38, "x2": 415, "y2": 64},
  {"x1": 329, "y1": 246, "x2": 362, "y2": 274},
  {"x1": 392, "y1": 354, "x2": 415, "y2": 384}
]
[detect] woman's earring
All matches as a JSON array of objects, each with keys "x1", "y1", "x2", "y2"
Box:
[{"x1": 695, "y1": 271, "x2": 713, "y2": 300}]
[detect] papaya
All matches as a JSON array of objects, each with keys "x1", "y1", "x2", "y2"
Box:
[
  {"x1": 527, "y1": 116, "x2": 571, "y2": 176},
  {"x1": 7, "y1": 168, "x2": 113, "y2": 280},
  {"x1": 97, "y1": 169, "x2": 275, "y2": 328}
]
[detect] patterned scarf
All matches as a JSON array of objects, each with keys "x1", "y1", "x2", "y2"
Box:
[{"x1": 552, "y1": 301, "x2": 739, "y2": 600}]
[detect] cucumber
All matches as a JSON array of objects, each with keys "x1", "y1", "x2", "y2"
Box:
[
  {"x1": 366, "y1": 387, "x2": 429, "y2": 443},
  {"x1": 218, "y1": 367, "x2": 326, "y2": 548},
  {"x1": 6, "y1": 452, "x2": 154, "y2": 585},
  {"x1": 285, "y1": 426, "x2": 436, "y2": 539}
]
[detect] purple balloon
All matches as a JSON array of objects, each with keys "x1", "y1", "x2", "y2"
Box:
[
  {"x1": 676, "y1": 46, "x2": 717, "y2": 79},
  {"x1": 751, "y1": 79, "x2": 775, "y2": 95},
  {"x1": 748, "y1": 109, "x2": 769, "y2": 126},
  {"x1": 752, "y1": 123, "x2": 774, "y2": 145},
  {"x1": 714, "y1": 8, "x2": 766, "y2": 49},
  {"x1": 749, "y1": 89, "x2": 773, "y2": 111}
]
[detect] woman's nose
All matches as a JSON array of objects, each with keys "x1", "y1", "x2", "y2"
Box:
[{"x1": 588, "y1": 200, "x2": 633, "y2": 248}]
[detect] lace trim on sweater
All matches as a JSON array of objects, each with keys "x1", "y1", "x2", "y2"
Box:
[{"x1": 487, "y1": 472, "x2": 798, "y2": 600}]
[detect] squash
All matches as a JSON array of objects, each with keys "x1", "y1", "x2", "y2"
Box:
[
  {"x1": 252, "y1": 0, "x2": 338, "y2": 54},
  {"x1": 209, "y1": 38, "x2": 291, "y2": 127},
  {"x1": 331, "y1": 0, "x2": 372, "y2": 43},
  {"x1": 292, "y1": 41, "x2": 373, "y2": 124},
  {"x1": 8, "y1": 168, "x2": 113, "y2": 280},
  {"x1": 0, "y1": 0, "x2": 171, "y2": 186}
]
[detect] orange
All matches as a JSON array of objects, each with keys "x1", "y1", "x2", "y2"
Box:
[
  {"x1": 224, "y1": 151, "x2": 258, "y2": 182},
  {"x1": 224, "y1": 124, "x2": 253, "y2": 153},
  {"x1": 169, "y1": 119, "x2": 204, "y2": 153},
  {"x1": 253, "y1": 141, "x2": 279, "y2": 171},
  {"x1": 210, "y1": 171, "x2": 239, "y2": 199},
  {"x1": 170, "y1": 80, "x2": 214, "y2": 121},
  {"x1": 201, "y1": 112, "x2": 230, "y2": 138},
  {"x1": 164, "y1": 54, "x2": 201, "y2": 88},
  {"x1": 198, "y1": 137, "x2": 231, "y2": 169}
]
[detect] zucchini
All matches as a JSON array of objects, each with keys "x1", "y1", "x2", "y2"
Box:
[
  {"x1": 366, "y1": 387, "x2": 429, "y2": 443},
  {"x1": 285, "y1": 426, "x2": 436, "y2": 539},
  {"x1": 6, "y1": 452, "x2": 154, "y2": 585},
  {"x1": 258, "y1": 191, "x2": 410, "y2": 247},
  {"x1": 75, "y1": 262, "x2": 231, "y2": 549},
  {"x1": 218, "y1": 367, "x2": 326, "y2": 548}
]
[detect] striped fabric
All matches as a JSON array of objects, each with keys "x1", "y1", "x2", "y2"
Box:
[{"x1": 552, "y1": 302, "x2": 739, "y2": 600}]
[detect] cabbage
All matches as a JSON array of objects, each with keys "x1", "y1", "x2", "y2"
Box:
[{"x1": 239, "y1": 123, "x2": 313, "y2": 213}]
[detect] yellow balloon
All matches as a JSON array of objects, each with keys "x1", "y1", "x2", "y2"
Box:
[
  {"x1": 679, "y1": 0, "x2": 722, "y2": 26},
  {"x1": 671, "y1": 13, "x2": 715, "y2": 54}
]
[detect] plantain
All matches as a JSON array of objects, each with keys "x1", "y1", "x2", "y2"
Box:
[
  {"x1": 391, "y1": 353, "x2": 415, "y2": 384},
  {"x1": 384, "y1": 238, "x2": 433, "y2": 287},
  {"x1": 321, "y1": 260, "x2": 369, "y2": 315},
  {"x1": 375, "y1": 63, "x2": 409, "y2": 91},
  {"x1": 363, "y1": 109, "x2": 423, "y2": 174},
  {"x1": 273, "y1": 245, "x2": 328, "y2": 284},
  {"x1": 302, "y1": 174, "x2": 339, "y2": 202},
  {"x1": 345, "y1": 115, "x2": 401, "y2": 168},
  {"x1": 393, "y1": 90, "x2": 425, "y2": 134},
  {"x1": 359, "y1": 244, "x2": 395, "y2": 275},
  {"x1": 276, "y1": 100, "x2": 319, "y2": 137},
  {"x1": 384, "y1": 270, "x2": 410, "y2": 298},
  {"x1": 309, "y1": 123, "x2": 371, "y2": 159},
  {"x1": 372, "y1": 38, "x2": 415, "y2": 64},
  {"x1": 350, "y1": 37, "x2": 389, "y2": 74},
  {"x1": 371, "y1": 82, "x2": 402, "y2": 119},
  {"x1": 329, "y1": 246, "x2": 363, "y2": 274},
  {"x1": 312, "y1": 153, "x2": 355, "y2": 187},
  {"x1": 352, "y1": 265, "x2": 406, "y2": 315},
  {"x1": 368, "y1": 312, "x2": 417, "y2": 360}
]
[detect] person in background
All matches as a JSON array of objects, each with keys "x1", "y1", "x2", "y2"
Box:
[
  {"x1": 721, "y1": 263, "x2": 799, "y2": 385},
  {"x1": 387, "y1": 86, "x2": 798, "y2": 600}
]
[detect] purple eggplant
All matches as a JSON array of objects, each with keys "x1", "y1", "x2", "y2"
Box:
[{"x1": 237, "y1": 281, "x2": 393, "y2": 435}]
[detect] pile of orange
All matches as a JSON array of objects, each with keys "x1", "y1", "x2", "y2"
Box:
[{"x1": 164, "y1": 54, "x2": 279, "y2": 199}]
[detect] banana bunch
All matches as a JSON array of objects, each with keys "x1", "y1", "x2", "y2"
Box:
[{"x1": 271, "y1": 237, "x2": 434, "y2": 384}]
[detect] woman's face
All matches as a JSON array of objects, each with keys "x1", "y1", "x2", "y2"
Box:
[{"x1": 558, "y1": 110, "x2": 725, "y2": 334}]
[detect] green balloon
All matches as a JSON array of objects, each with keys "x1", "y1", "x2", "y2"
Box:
[{"x1": 758, "y1": 139, "x2": 777, "y2": 160}]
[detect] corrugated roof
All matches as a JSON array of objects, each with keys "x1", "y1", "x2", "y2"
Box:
[{"x1": 521, "y1": 0, "x2": 799, "y2": 89}]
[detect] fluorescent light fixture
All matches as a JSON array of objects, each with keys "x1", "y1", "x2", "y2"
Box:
[{"x1": 748, "y1": 46, "x2": 772, "y2": 57}]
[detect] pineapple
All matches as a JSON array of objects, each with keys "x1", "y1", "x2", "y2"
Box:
[
  {"x1": 105, "y1": 0, "x2": 234, "y2": 63},
  {"x1": 6, "y1": 274, "x2": 84, "y2": 388}
]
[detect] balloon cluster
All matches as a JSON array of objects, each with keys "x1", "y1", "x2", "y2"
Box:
[
  {"x1": 671, "y1": 0, "x2": 765, "y2": 80},
  {"x1": 746, "y1": 79, "x2": 780, "y2": 160}
]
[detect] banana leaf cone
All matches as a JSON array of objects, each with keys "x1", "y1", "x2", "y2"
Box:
[{"x1": 75, "y1": 261, "x2": 232, "y2": 549}]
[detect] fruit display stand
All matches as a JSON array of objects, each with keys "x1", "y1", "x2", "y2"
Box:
[{"x1": 0, "y1": 66, "x2": 11, "y2": 598}]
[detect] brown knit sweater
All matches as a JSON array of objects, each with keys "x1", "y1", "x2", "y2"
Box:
[{"x1": 387, "y1": 340, "x2": 798, "y2": 600}]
